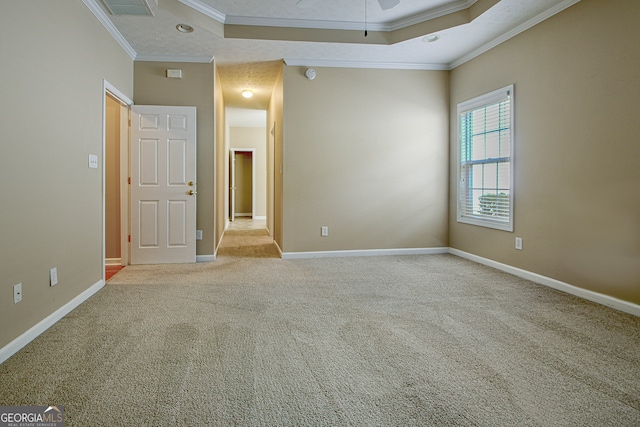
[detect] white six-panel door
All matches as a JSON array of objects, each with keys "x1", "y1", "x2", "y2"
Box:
[{"x1": 130, "y1": 105, "x2": 196, "y2": 264}]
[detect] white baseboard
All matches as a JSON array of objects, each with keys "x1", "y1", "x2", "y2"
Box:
[
  {"x1": 105, "y1": 258, "x2": 121, "y2": 266},
  {"x1": 282, "y1": 247, "x2": 449, "y2": 260},
  {"x1": 253, "y1": 216, "x2": 266, "y2": 220},
  {"x1": 196, "y1": 254, "x2": 215, "y2": 263},
  {"x1": 449, "y1": 248, "x2": 640, "y2": 317},
  {"x1": 0, "y1": 279, "x2": 105, "y2": 365}
]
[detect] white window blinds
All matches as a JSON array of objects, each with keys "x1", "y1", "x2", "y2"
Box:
[{"x1": 457, "y1": 85, "x2": 514, "y2": 231}]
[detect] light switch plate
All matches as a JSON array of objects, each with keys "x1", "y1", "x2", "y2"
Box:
[{"x1": 88, "y1": 154, "x2": 98, "y2": 169}]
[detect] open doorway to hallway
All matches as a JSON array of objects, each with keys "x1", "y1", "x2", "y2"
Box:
[
  {"x1": 225, "y1": 107, "x2": 270, "y2": 228},
  {"x1": 222, "y1": 108, "x2": 277, "y2": 257},
  {"x1": 103, "y1": 82, "x2": 131, "y2": 281}
]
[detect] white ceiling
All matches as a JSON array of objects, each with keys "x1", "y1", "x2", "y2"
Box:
[{"x1": 86, "y1": 0, "x2": 580, "y2": 109}]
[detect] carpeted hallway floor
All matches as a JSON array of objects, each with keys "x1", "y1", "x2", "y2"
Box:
[{"x1": 1, "y1": 225, "x2": 639, "y2": 426}]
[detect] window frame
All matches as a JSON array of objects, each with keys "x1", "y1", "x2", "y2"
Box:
[{"x1": 456, "y1": 85, "x2": 515, "y2": 232}]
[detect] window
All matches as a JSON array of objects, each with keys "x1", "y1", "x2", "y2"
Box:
[{"x1": 457, "y1": 85, "x2": 514, "y2": 231}]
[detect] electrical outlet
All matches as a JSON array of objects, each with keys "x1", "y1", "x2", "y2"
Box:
[
  {"x1": 13, "y1": 283, "x2": 22, "y2": 304},
  {"x1": 515, "y1": 237, "x2": 523, "y2": 250},
  {"x1": 196, "y1": 230, "x2": 203, "y2": 240},
  {"x1": 321, "y1": 226, "x2": 329, "y2": 237},
  {"x1": 50, "y1": 267, "x2": 58, "y2": 286}
]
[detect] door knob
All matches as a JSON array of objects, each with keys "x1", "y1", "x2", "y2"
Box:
[
  {"x1": 188, "y1": 181, "x2": 194, "y2": 186},
  {"x1": 188, "y1": 190, "x2": 197, "y2": 195}
]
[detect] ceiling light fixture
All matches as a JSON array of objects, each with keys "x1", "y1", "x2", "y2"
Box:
[
  {"x1": 176, "y1": 24, "x2": 194, "y2": 33},
  {"x1": 422, "y1": 34, "x2": 440, "y2": 43},
  {"x1": 242, "y1": 90, "x2": 253, "y2": 99}
]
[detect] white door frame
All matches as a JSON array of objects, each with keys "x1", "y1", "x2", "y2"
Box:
[
  {"x1": 102, "y1": 80, "x2": 133, "y2": 280},
  {"x1": 230, "y1": 148, "x2": 255, "y2": 221}
]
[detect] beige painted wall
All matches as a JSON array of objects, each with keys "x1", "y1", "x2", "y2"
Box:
[
  {"x1": 449, "y1": 0, "x2": 640, "y2": 304},
  {"x1": 230, "y1": 127, "x2": 268, "y2": 218},
  {"x1": 134, "y1": 62, "x2": 216, "y2": 258},
  {"x1": 282, "y1": 67, "x2": 449, "y2": 253},
  {"x1": 0, "y1": 0, "x2": 133, "y2": 348},
  {"x1": 267, "y1": 65, "x2": 284, "y2": 248}
]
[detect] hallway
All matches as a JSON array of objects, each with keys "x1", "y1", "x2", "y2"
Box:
[{"x1": 218, "y1": 218, "x2": 279, "y2": 258}]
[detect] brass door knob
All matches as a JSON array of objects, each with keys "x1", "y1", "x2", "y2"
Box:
[{"x1": 188, "y1": 190, "x2": 197, "y2": 196}]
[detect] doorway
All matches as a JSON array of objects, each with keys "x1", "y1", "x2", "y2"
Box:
[
  {"x1": 103, "y1": 81, "x2": 132, "y2": 282},
  {"x1": 229, "y1": 148, "x2": 255, "y2": 222}
]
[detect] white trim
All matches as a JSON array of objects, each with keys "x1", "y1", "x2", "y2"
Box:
[
  {"x1": 178, "y1": 0, "x2": 225, "y2": 23},
  {"x1": 449, "y1": 249, "x2": 640, "y2": 317},
  {"x1": 282, "y1": 247, "x2": 449, "y2": 260},
  {"x1": 0, "y1": 280, "x2": 104, "y2": 365},
  {"x1": 82, "y1": 0, "x2": 136, "y2": 60},
  {"x1": 226, "y1": 15, "x2": 388, "y2": 32},
  {"x1": 284, "y1": 58, "x2": 448, "y2": 71},
  {"x1": 104, "y1": 80, "x2": 133, "y2": 106},
  {"x1": 196, "y1": 254, "x2": 216, "y2": 263},
  {"x1": 387, "y1": 0, "x2": 477, "y2": 32},
  {"x1": 254, "y1": 216, "x2": 267, "y2": 220},
  {"x1": 134, "y1": 54, "x2": 214, "y2": 63},
  {"x1": 449, "y1": 0, "x2": 582, "y2": 70},
  {"x1": 224, "y1": 0, "x2": 475, "y2": 32},
  {"x1": 105, "y1": 258, "x2": 121, "y2": 266}
]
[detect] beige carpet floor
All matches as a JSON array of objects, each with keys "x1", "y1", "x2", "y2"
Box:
[{"x1": 1, "y1": 229, "x2": 639, "y2": 426}]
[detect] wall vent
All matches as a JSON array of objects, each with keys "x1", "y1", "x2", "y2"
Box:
[{"x1": 101, "y1": 0, "x2": 154, "y2": 16}]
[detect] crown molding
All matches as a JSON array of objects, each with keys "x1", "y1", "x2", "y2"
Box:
[
  {"x1": 177, "y1": 0, "x2": 225, "y2": 23},
  {"x1": 134, "y1": 53, "x2": 214, "y2": 63},
  {"x1": 284, "y1": 58, "x2": 449, "y2": 71},
  {"x1": 225, "y1": 15, "x2": 388, "y2": 32},
  {"x1": 224, "y1": 0, "x2": 477, "y2": 32},
  {"x1": 448, "y1": 0, "x2": 582, "y2": 70},
  {"x1": 82, "y1": 0, "x2": 137, "y2": 60},
  {"x1": 387, "y1": 0, "x2": 476, "y2": 31}
]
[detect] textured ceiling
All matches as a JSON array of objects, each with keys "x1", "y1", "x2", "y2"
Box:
[
  {"x1": 87, "y1": 0, "x2": 580, "y2": 111},
  {"x1": 218, "y1": 61, "x2": 282, "y2": 108}
]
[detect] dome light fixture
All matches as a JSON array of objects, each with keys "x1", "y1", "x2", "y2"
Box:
[
  {"x1": 242, "y1": 89, "x2": 253, "y2": 99},
  {"x1": 422, "y1": 34, "x2": 440, "y2": 43}
]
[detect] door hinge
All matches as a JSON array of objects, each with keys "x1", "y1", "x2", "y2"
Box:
[
  {"x1": 128, "y1": 177, "x2": 131, "y2": 185},
  {"x1": 128, "y1": 235, "x2": 131, "y2": 243}
]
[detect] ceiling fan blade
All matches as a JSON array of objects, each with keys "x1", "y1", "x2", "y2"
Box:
[
  {"x1": 296, "y1": 0, "x2": 317, "y2": 8},
  {"x1": 378, "y1": 0, "x2": 400, "y2": 10}
]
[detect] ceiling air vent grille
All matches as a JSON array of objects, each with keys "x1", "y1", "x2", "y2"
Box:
[{"x1": 101, "y1": 0, "x2": 154, "y2": 16}]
